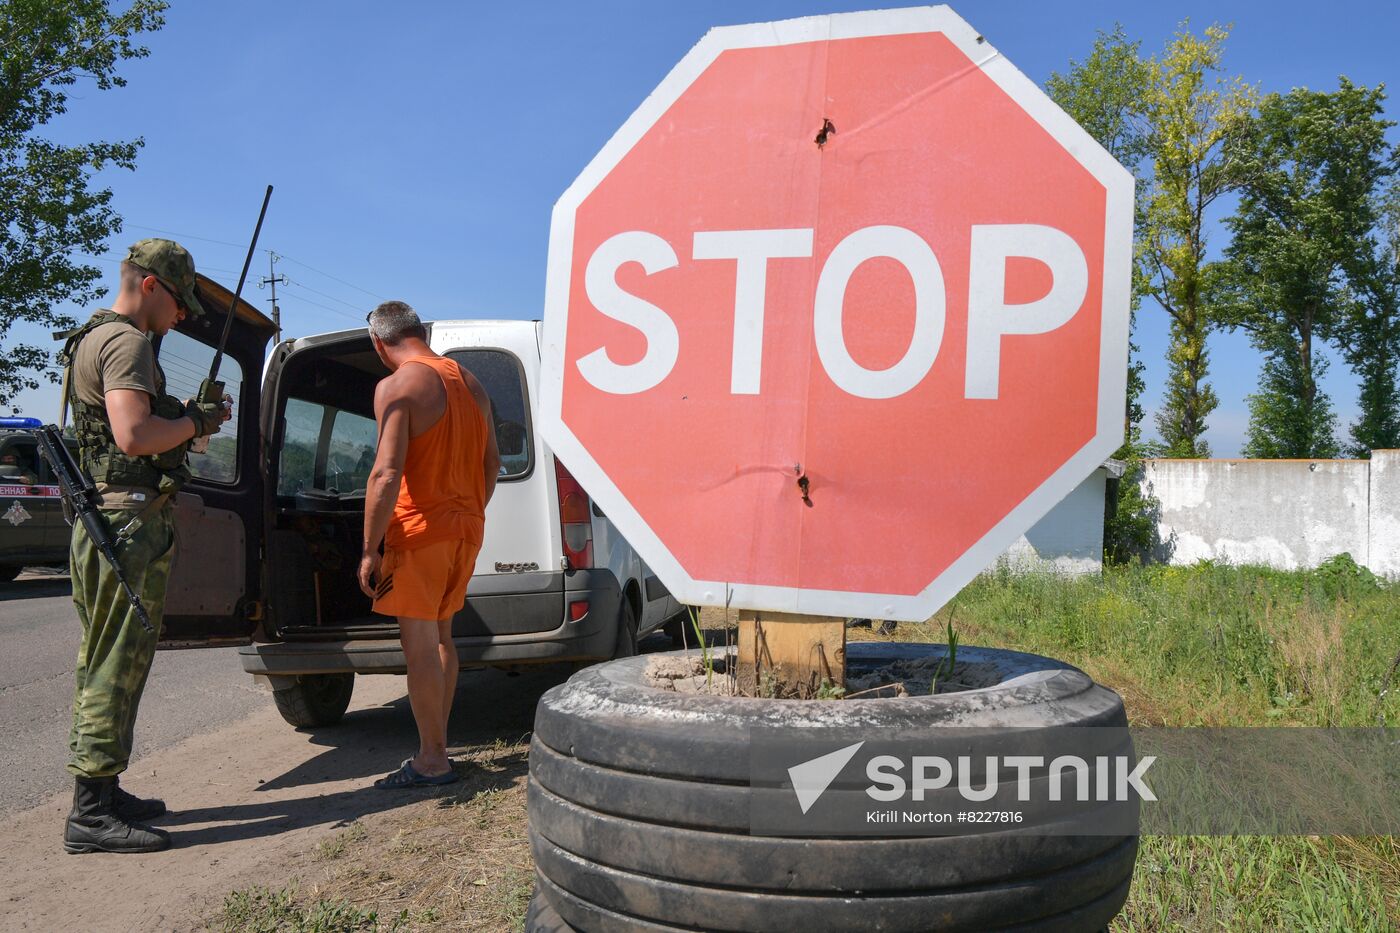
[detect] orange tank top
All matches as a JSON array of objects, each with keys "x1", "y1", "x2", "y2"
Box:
[{"x1": 386, "y1": 355, "x2": 489, "y2": 550}]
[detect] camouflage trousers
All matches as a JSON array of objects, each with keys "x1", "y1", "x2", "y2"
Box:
[{"x1": 67, "y1": 506, "x2": 175, "y2": 778}]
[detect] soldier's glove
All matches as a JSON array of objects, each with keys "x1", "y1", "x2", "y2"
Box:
[{"x1": 184, "y1": 400, "x2": 225, "y2": 438}]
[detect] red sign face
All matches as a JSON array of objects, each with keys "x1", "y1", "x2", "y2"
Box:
[{"x1": 541, "y1": 8, "x2": 1132, "y2": 620}]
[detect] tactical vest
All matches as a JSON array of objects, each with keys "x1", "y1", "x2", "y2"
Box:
[{"x1": 56, "y1": 311, "x2": 190, "y2": 492}]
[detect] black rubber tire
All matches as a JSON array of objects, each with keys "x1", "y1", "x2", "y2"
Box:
[
  {"x1": 610, "y1": 599, "x2": 638, "y2": 659},
  {"x1": 0, "y1": 565, "x2": 21, "y2": 583},
  {"x1": 535, "y1": 869, "x2": 1128, "y2": 933},
  {"x1": 526, "y1": 886, "x2": 577, "y2": 932},
  {"x1": 660, "y1": 616, "x2": 687, "y2": 648},
  {"x1": 528, "y1": 643, "x2": 1137, "y2": 932},
  {"x1": 536, "y1": 645, "x2": 1129, "y2": 783},
  {"x1": 533, "y1": 830, "x2": 1136, "y2": 932},
  {"x1": 271, "y1": 672, "x2": 354, "y2": 727}
]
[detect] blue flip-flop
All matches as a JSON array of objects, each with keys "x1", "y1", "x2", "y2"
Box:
[{"x1": 374, "y1": 759, "x2": 459, "y2": 789}]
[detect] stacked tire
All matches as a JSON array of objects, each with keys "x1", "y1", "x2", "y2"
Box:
[{"x1": 527, "y1": 643, "x2": 1137, "y2": 932}]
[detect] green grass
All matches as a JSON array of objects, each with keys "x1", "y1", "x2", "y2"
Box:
[
  {"x1": 892, "y1": 558, "x2": 1400, "y2": 930},
  {"x1": 218, "y1": 885, "x2": 407, "y2": 933},
  {"x1": 903, "y1": 555, "x2": 1400, "y2": 728},
  {"x1": 313, "y1": 822, "x2": 367, "y2": 862}
]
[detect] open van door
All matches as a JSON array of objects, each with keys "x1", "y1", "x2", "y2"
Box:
[{"x1": 155, "y1": 275, "x2": 275, "y2": 647}]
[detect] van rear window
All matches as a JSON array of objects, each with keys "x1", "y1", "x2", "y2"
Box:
[{"x1": 446, "y1": 350, "x2": 532, "y2": 480}]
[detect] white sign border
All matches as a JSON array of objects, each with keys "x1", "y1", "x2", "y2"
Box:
[{"x1": 539, "y1": 5, "x2": 1134, "y2": 621}]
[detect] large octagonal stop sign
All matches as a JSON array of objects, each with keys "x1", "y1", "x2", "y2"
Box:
[{"x1": 540, "y1": 7, "x2": 1132, "y2": 620}]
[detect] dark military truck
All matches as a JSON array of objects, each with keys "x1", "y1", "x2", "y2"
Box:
[
  {"x1": 0, "y1": 419, "x2": 77, "y2": 580},
  {"x1": 149, "y1": 276, "x2": 684, "y2": 728}
]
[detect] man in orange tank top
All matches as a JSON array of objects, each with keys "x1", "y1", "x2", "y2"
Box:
[{"x1": 358, "y1": 302, "x2": 500, "y2": 788}]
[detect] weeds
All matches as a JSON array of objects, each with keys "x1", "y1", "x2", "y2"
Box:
[
  {"x1": 899, "y1": 560, "x2": 1400, "y2": 928},
  {"x1": 687, "y1": 605, "x2": 714, "y2": 688},
  {"x1": 929, "y1": 617, "x2": 959, "y2": 695},
  {"x1": 313, "y1": 822, "x2": 367, "y2": 862},
  {"x1": 219, "y1": 885, "x2": 405, "y2": 933},
  {"x1": 904, "y1": 559, "x2": 1400, "y2": 727}
]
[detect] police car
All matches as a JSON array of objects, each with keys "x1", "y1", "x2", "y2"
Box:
[{"x1": 0, "y1": 416, "x2": 74, "y2": 581}]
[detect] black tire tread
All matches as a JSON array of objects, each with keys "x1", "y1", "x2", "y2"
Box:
[{"x1": 271, "y1": 672, "x2": 354, "y2": 727}]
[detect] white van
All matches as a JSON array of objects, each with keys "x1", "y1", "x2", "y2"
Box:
[{"x1": 153, "y1": 277, "x2": 686, "y2": 727}]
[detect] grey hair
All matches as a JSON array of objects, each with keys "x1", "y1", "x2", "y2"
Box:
[{"x1": 366, "y1": 300, "x2": 427, "y2": 345}]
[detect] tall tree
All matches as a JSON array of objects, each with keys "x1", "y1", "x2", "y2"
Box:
[
  {"x1": 0, "y1": 0, "x2": 167, "y2": 408},
  {"x1": 1339, "y1": 175, "x2": 1400, "y2": 454},
  {"x1": 1139, "y1": 24, "x2": 1257, "y2": 458},
  {"x1": 1215, "y1": 80, "x2": 1395, "y2": 459},
  {"x1": 1047, "y1": 26, "x2": 1157, "y2": 560}
]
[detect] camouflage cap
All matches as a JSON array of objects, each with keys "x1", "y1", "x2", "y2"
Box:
[{"x1": 124, "y1": 238, "x2": 205, "y2": 318}]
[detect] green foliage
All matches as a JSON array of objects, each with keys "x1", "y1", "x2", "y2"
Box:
[
  {"x1": 219, "y1": 885, "x2": 406, "y2": 933},
  {"x1": 1215, "y1": 80, "x2": 1394, "y2": 458},
  {"x1": 1048, "y1": 23, "x2": 1258, "y2": 457},
  {"x1": 1140, "y1": 24, "x2": 1257, "y2": 458},
  {"x1": 685, "y1": 605, "x2": 715, "y2": 688},
  {"x1": 1242, "y1": 347, "x2": 1340, "y2": 459},
  {"x1": 1312, "y1": 552, "x2": 1381, "y2": 599},
  {"x1": 1103, "y1": 458, "x2": 1159, "y2": 563},
  {"x1": 1046, "y1": 28, "x2": 1162, "y2": 548},
  {"x1": 929, "y1": 617, "x2": 958, "y2": 695},
  {"x1": 0, "y1": 0, "x2": 168, "y2": 407},
  {"x1": 1124, "y1": 835, "x2": 1398, "y2": 931},
  {"x1": 908, "y1": 560, "x2": 1399, "y2": 728},
  {"x1": 1341, "y1": 176, "x2": 1400, "y2": 455}
]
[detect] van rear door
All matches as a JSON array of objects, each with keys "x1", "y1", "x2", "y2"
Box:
[
  {"x1": 432, "y1": 322, "x2": 563, "y2": 635},
  {"x1": 156, "y1": 275, "x2": 274, "y2": 647}
]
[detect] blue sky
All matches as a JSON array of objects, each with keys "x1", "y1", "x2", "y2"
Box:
[{"x1": 10, "y1": 0, "x2": 1399, "y2": 456}]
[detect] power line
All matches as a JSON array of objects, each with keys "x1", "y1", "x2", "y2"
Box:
[
  {"x1": 81, "y1": 253, "x2": 241, "y2": 277},
  {"x1": 123, "y1": 223, "x2": 246, "y2": 249},
  {"x1": 283, "y1": 275, "x2": 365, "y2": 312},
  {"x1": 276, "y1": 289, "x2": 365, "y2": 324},
  {"x1": 278, "y1": 254, "x2": 389, "y2": 302},
  {"x1": 123, "y1": 221, "x2": 388, "y2": 302}
]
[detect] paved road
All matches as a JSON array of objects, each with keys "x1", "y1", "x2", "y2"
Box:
[{"x1": 0, "y1": 570, "x2": 268, "y2": 816}]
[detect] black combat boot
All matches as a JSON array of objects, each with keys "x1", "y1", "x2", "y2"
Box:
[
  {"x1": 64, "y1": 777, "x2": 171, "y2": 854},
  {"x1": 112, "y1": 777, "x2": 167, "y2": 822}
]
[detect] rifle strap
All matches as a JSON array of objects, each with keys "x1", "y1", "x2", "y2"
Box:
[{"x1": 109, "y1": 476, "x2": 179, "y2": 540}]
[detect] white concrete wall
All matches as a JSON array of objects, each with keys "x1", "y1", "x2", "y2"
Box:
[
  {"x1": 995, "y1": 468, "x2": 1108, "y2": 576},
  {"x1": 1141, "y1": 457, "x2": 1383, "y2": 573},
  {"x1": 1369, "y1": 450, "x2": 1400, "y2": 577}
]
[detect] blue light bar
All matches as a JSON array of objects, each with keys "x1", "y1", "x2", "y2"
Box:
[{"x1": 0, "y1": 416, "x2": 43, "y2": 429}]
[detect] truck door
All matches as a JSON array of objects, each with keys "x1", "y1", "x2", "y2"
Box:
[
  {"x1": 155, "y1": 276, "x2": 274, "y2": 647},
  {"x1": 0, "y1": 432, "x2": 54, "y2": 568}
]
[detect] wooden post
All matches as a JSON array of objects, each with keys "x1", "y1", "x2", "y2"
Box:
[{"x1": 737, "y1": 610, "x2": 846, "y2": 698}]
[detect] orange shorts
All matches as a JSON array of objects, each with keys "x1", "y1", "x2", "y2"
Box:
[{"x1": 372, "y1": 537, "x2": 479, "y2": 622}]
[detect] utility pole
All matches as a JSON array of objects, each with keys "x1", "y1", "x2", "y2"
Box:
[{"x1": 258, "y1": 251, "x2": 287, "y2": 344}]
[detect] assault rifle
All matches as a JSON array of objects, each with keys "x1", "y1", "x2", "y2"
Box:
[{"x1": 31, "y1": 425, "x2": 154, "y2": 633}]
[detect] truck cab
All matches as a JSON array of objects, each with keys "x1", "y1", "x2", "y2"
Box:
[{"x1": 0, "y1": 419, "x2": 72, "y2": 580}]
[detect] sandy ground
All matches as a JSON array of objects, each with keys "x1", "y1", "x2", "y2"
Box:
[{"x1": 0, "y1": 674, "x2": 435, "y2": 932}]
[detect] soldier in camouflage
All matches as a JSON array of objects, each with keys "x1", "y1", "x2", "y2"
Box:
[{"x1": 57, "y1": 239, "x2": 231, "y2": 854}]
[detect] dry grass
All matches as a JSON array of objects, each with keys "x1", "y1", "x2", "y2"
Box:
[{"x1": 302, "y1": 740, "x2": 534, "y2": 932}]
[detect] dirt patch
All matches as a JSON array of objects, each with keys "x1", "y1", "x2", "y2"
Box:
[
  {"x1": 1, "y1": 665, "x2": 569, "y2": 933},
  {"x1": 643, "y1": 653, "x2": 733, "y2": 694},
  {"x1": 847, "y1": 657, "x2": 1002, "y2": 697},
  {"x1": 644, "y1": 648, "x2": 1000, "y2": 698},
  {"x1": 264, "y1": 739, "x2": 536, "y2": 932}
]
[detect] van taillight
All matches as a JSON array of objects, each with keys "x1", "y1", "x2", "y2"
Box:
[{"x1": 555, "y1": 458, "x2": 593, "y2": 570}]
